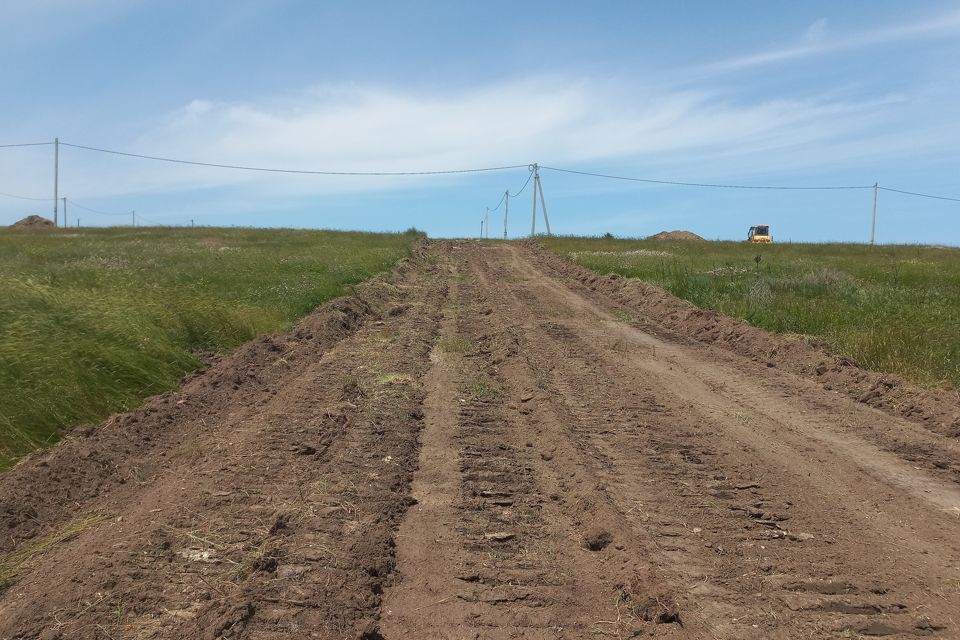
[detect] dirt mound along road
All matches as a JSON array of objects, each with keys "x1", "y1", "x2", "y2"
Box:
[
  {"x1": 9, "y1": 215, "x2": 56, "y2": 230},
  {"x1": 1, "y1": 243, "x2": 960, "y2": 639},
  {"x1": 647, "y1": 229, "x2": 705, "y2": 241}
]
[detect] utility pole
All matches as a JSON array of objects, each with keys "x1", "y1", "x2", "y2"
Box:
[
  {"x1": 529, "y1": 163, "x2": 551, "y2": 238},
  {"x1": 132, "y1": 210, "x2": 136, "y2": 227},
  {"x1": 485, "y1": 207, "x2": 490, "y2": 239},
  {"x1": 870, "y1": 182, "x2": 878, "y2": 246},
  {"x1": 503, "y1": 190, "x2": 509, "y2": 239},
  {"x1": 537, "y1": 169, "x2": 551, "y2": 236},
  {"x1": 480, "y1": 219, "x2": 484, "y2": 238},
  {"x1": 531, "y1": 163, "x2": 538, "y2": 237},
  {"x1": 62, "y1": 197, "x2": 67, "y2": 227},
  {"x1": 53, "y1": 138, "x2": 59, "y2": 226}
]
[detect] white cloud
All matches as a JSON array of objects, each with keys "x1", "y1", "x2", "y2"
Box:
[
  {"x1": 700, "y1": 7, "x2": 960, "y2": 74},
  {"x1": 803, "y1": 18, "x2": 829, "y2": 45},
  {"x1": 1, "y1": 72, "x2": 955, "y2": 224},
  {"x1": 20, "y1": 77, "x2": 913, "y2": 200}
]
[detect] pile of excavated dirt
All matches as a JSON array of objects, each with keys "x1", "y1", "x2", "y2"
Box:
[
  {"x1": 9, "y1": 215, "x2": 56, "y2": 230},
  {"x1": 647, "y1": 230, "x2": 705, "y2": 241}
]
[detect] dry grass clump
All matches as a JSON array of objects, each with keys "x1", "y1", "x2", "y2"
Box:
[{"x1": 0, "y1": 513, "x2": 106, "y2": 589}]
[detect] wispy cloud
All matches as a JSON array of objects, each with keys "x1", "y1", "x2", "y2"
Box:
[
  {"x1": 700, "y1": 7, "x2": 960, "y2": 74},
  {"x1": 0, "y1": 74, "x2": 940, "y2": 209}
]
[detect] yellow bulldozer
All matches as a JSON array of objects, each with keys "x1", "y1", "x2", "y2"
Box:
[{"x1": 748, "y1": 224, "x2": 772, "y2": 243}]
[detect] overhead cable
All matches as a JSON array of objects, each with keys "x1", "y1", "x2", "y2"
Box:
[
  {"x1": 489, "y1": 164, "x2": 536, "y2": 211},
  {"x1": 488, "y1": 191, "x2": 506, "y2": 212},
  {"x1": 0, "y1": 142, "x2": 53, "y2": 149},
  {"x1": 0, "y1": 190, "x2": 53, "y2": 201},
  {"x1": 510, "y1": 165, "x2": 535, "y2": 197},
  {"x1": 66, "y1": 198, "x2": 131, "y2": 216},
  {"x1": 878, "y1": 186, "x2": 960, "y2": 203},
  {"x1": 60, "y1": 142, "x2": 528, "y2": 176},
  {"x1": 540, "y1": 165, "x2": 874, "y2": 191},
  {"x1": 134, "y1": 213, "x2": 167, "y2": 226}
]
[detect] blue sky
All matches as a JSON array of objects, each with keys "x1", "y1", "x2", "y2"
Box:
[{"x1": 1, "y1": 1, "x2": 959, "y2": 243}]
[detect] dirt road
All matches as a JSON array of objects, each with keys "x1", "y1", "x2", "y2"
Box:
[{"x1": 1, "y1": 242, "x2": 959, "y2": 639}]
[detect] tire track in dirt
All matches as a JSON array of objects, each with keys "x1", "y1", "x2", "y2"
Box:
[
  {"x1": 494, "y1": 244, "x2": 960, "y2": 638},
  {"x1": 1, "y1": 241, "x2": 959, "y2": 639},
  {"x1": 383, "y1": 247, "x2": 669, "y2": 638},
  {"x1": 383, "y1": 243, "x2": 960, "y2": 639},
  {"x1": 0, "y1": 250, "x2": 446, "y2": 639}
]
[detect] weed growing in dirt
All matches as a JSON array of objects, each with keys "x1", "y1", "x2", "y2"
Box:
[
  {"x1": 544, "y1": 236, "x2": 960, "y2": 387},
  {"x1": 0, "y1": 227, "x2": 420, "y2": 468},
  {"x1": 438, "y1": 336, "x2": 471, "y2": 353},
  {"x1": 466, "y1": 379, "x2": 503, "y2": 399},
  {"x1": 376, "y1": 372, "x2": 415, "y2": 385}
]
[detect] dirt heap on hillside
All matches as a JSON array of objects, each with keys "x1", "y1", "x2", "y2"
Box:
[
  {"x1": 647, "y1": 230, "x2": 704, "y2": 241},
  {"x1": 10, "y1": 215, "x2": 56, "y2": 230}
]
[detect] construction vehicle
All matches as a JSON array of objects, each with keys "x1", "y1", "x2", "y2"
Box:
[{"x1": 747, "y1": 224, "x2": 772, "y2": 243}]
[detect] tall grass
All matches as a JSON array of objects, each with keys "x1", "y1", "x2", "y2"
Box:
[
  {"x1": 0, "y1": 227, "x2": 420, "y2": 468},
  {"x1": 544, "y1": 236, "x2": 960, "y2": 388}
]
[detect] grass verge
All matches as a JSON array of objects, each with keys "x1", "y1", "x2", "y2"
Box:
[
  {"x1": 0, "y1": 226, "x2": 420, "y2": 468},
  {"x1": 543, "y1": 236, "x2": 960, "y2": 387}
]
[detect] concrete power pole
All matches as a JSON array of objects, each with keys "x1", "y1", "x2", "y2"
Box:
[
  {"x1": 53, "y1": 138, "x2": 59, "y2": 226},
  {"x1": 870, "y1": 182, "x2": 878, "y2": 246},
  {"x1": 529, "y1": 164, "x2": 551, "y2": 238},
  {"x1": 62, "y1": 197, "x2": 66, "y2": 227},
  {"x1": 538, "y1": 170, "x2": 551, "y2": 236},
  {"x1": 531, "y1": 164, "x2": 538, "y2": 237},
  {"x1": 503, "y1": 190, "x2": 509, "y2": 239}
]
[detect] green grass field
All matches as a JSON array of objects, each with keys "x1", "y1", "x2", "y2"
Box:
[
  {"x1": 543, "y1": 236, "x2": 960, "y2": 388},
  {"x1": 0, "y1": 227, "x2": 420, "y2": 468}
]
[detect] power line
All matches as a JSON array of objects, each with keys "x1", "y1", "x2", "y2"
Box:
[
  {"x1": 488, "y1": 191, "x2": 506, "y2": 212},
  {"x1": 0, "y1": 190, "x2": 52, "y2": 202},
  {"x1": 878, "y1": 186, "x2": 960, "y2": 203},
  {"x1": 60, "y1": 142, "x2": 528, "y2": 176},
  {"x1": 65, "y1": 198, "x2": 131, "y2": 216},
  {"x1": 540, "y1": 165, "x2": 874, "y2": 191},
  {"x1": 7, "y1": 138, "x2": 960, "y2": 221},
  {"x1": 487, "y1": 165, "x2": 535, "y2": 215},
  {"x1": 0, "y1": 142, "x2": 53, "y2": 149},
  {"x1": 134, "y1": 214, "x2": 167, "y2": 226},
  {"x1": 510, "y1": 165, "x2": 535, "y2": 197}
]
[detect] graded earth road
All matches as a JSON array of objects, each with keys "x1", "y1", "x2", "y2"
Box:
[{"x1": 1, "y1": 242, "x2": 959, "y2": 639}]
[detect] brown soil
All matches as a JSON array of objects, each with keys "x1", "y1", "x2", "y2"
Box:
[
  {"x1": 9, "y1": 215, "x2": 56, "y2": 230},
  {"x1": 647, "y1": 229, "x2": 705, "y2": 241},
  {"x1": 1, "y1": 242, "x2": 959, "y2": 639}
]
